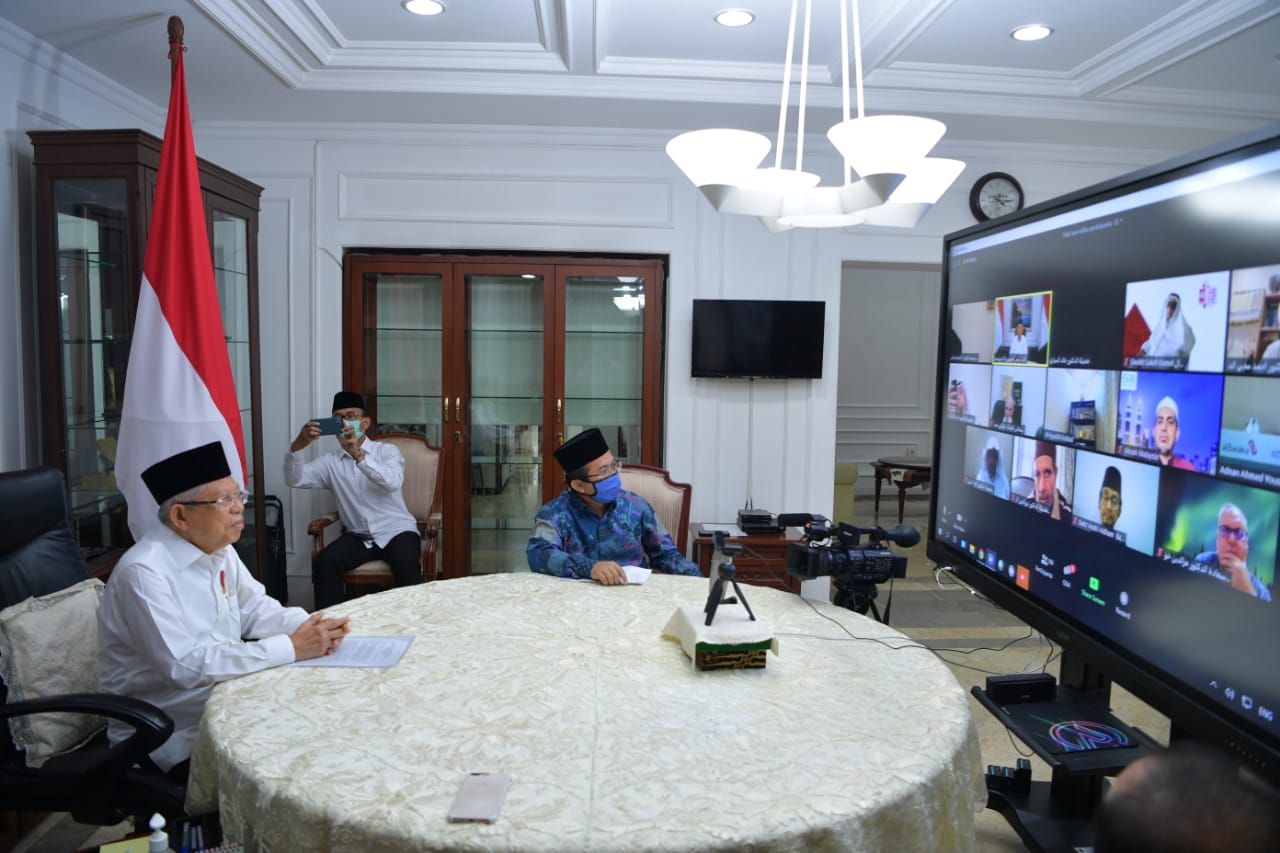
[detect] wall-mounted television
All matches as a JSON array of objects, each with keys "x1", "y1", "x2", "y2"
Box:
[
  {"x1": 691, "y1": 299, "x2": 825, "y2": 379},
  {"x1": 930, "y1": 122, "x2": 1280, "y2": 794}
]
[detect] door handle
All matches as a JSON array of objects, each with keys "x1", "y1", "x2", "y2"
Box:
[
  {"x1": 556, "y1": 398, "x2": 562, "y2": 425},
  {"x1": 455, "y1": 397, "x2": 462, "y2": 423},
  {"x1": 443, "y1": 397, "x2": 450, "y2": 422}
]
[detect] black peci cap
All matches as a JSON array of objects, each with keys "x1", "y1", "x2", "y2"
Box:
[
  {"x1": 331, "y1": 390, "x2": 366, "y2": 413},
  {"x1": 141, "y1": 441, "x2": 231, "y2": 504},
  {"x1": 553, "y1": 428, "x2": 610, "y2": 474}
]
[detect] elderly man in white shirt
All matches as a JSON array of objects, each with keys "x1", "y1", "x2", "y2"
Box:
[
  {"x1": 98, "y1": 441, "x2": 350, "y2": 779},
  {"x1": 285, "y1": 391, "x2": 421, "y2": 608}
]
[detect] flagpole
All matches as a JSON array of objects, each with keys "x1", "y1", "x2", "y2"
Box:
[
  {"x1": 168, "y1": 16, "x2": 184, "y2": 81},
  {"x1": 116, "y1": 13, "x2": 250, "y2": 541}
]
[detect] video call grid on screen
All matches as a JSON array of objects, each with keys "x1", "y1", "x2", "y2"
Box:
[{"x1": 933, "y1": 141, "x2": 1280, "y2": 744}]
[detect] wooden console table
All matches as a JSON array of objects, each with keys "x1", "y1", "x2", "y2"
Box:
[
  {"x1": 689, "y1": 523, "x2": 803, "y2": 593},
  {"x1": 872, "y1": 456, "x2": 933, "y2": 524}
]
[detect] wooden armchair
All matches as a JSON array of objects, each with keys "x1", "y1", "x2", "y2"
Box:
[
  {"x1": 619, "y1": 463, "x2": 693, "y2": 554},
  {"x1": 307, "y1": 433, "x2": 443, "y2": 598}
]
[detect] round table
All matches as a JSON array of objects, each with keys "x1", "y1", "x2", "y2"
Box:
[{"x1": 188, "y1": 574, "x2": 982, "y2": 852}]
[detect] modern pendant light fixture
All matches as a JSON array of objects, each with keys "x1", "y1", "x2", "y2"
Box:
[{"x1": 667, "y1": 0, "x2": 963, "y2": 232}]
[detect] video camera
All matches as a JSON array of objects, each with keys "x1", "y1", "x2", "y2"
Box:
[{"x1": 780, "y1": 513, "x2": 919, "y2": 621}]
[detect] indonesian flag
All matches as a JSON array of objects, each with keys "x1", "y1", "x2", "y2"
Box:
[{"x1": 115, "y1": 39, "x2": 246, "y2": 539}]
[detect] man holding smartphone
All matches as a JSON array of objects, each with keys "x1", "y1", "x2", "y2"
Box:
[{"x1": 285, "y1": 391, "x2": 420, "y2": 607}]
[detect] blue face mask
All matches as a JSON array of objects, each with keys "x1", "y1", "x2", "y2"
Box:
[
  {"x1": 343, "y1": 418, "x2": 364, "y2": 439},
  {"x1": 589, "y1": 472, "x2": 622, "y2": 504}
]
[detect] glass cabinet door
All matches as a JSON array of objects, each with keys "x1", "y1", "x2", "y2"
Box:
[
  {"x1": 212, "y1": 210, "x2": 253, "y2": 486},
  {"x1": 562, "y1": 272, "x2": 648, "y2": 464},
  {"x1": 52, "y1": 177, "x2": 133, "y2": 561},
  {"x1": 362, "y1": 272, "x2": 445, "y2": 445},
  {"x1": 212, "y1": 208, "x2": 258, "y2": 570},
  {"x1": 467, "y1": 273, "x2": 545, "y2": 574}
]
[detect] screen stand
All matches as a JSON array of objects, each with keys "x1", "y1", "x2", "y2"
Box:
[
  {"x1": 743, "y1": 377, "x2": 755, "y2": 510},
  {"x1": 973, "y1": 651, "x2": 1162, "y2": 853}
]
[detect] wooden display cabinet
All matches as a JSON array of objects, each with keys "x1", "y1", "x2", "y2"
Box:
[
  {"x1": 29, "y1": 129, "x2": 265, "y2": 577},
  {"x1": 343, "y1": 254, "x2": 667, "y2": 577}
]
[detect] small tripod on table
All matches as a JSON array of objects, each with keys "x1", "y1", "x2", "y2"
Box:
[{"x1": 703, "y1": 532, "x2": 756, "y2": 626}]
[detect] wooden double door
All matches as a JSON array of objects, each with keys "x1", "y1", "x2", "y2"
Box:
[{"x1": 343, "y1": 254, "x2": 667, "y2": 577}]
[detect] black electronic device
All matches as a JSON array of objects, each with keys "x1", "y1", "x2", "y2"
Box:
[
  {"x1": 930, "y1": 119, "x2": 1280, "y2": 814},
  {"x1": 704, "y1": 531, "x2": 756, "y2": 627},
  {"x1": 691, "y1": 299, "x2": 825, "y2": 379},
  {"x1": 986, "y1": 673, "x2": 1057, "y2": 705},
  {"x1": 785, "y1": 519, "x2": 916, "y2": 622},
  {"x1": 737, "y1": 508, "x2": 783, "y2": 535}
]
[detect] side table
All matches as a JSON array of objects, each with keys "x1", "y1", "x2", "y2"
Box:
[
  {"x1": 689, "y1": 523, "x2": 802, "y2": 593},
  {"x1": 872, "y1": 456, "x2": 933, "y2": 524}
]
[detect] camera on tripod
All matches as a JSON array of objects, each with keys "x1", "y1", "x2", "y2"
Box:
[{"x1": 780, "y1": 513, "x2": 919, "y2": 621}]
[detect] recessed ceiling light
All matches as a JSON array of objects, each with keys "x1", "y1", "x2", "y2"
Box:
[
  {"x1": 715, "y1": 9, "x2": 755, "y2": 28},
  {"x1": 1011, "y1": 24, "x2": 1053, "y2": 42},
  {"x1": 404, "y1": 0, "x2": 445, "y2": 16}
]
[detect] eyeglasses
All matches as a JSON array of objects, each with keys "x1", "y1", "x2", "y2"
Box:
[
  {"x1": 585, "y1": 461, "x2": 621, "y2": 481},
  {"x1": 1218, "y1": 525, "x2": 1248, "y2": 542},
  {"x1": 181, "y1": 490, "x2": 249, "y2": 510}
]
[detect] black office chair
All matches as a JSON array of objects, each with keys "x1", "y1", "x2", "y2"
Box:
[{"x1": 0, "y1": 467, "x2": 184, "y2": 826}]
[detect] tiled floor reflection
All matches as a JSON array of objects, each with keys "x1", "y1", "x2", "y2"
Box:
[{"x1": 469, "y1": 469, "x2": 541, "y2": 574}]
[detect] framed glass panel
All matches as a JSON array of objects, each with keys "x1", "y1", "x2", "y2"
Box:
[
  {"x1": 468, "y1": 274, "x2": 544, "y2": 574},
  {"x1": 563, "y1": 275, "x2": 646, "y2": 463},
  {"x1": 367, "y1": 273, "x2": 444, "y2": 446},
  {"x1": 53, "y1": 178, "x2": 132, "y2": 560},
  {"x1": 212, "y1": 210, "x2": 254, "y2": 487}
]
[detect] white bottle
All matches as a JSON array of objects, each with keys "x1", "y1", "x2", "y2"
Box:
[{"x1": 148, "y1": 813, "x2": 174, "y2": 853}]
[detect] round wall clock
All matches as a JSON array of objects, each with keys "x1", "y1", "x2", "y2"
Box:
[{"x1": 969, "y1": 172, "x2": 1024, "y2": 222}]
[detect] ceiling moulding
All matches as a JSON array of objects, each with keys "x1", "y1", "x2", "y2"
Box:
[
  {"x1": 261, "y1": 0, "x2": 345, "y2": 51},
  {"x1": 198, "y1": 0, "x2": 568, "y2": 81},
  {"x1": 0, "y1": 18, "x2": 165, "y2": 128},
  {"x1": 597, "y1": 56, "x2": 837, "y2": 86},
  {"x1": 193, "y1": 0, "x2": 311, "y2": 86},
  {"x1": 327, "y1": 44, "x2": 569, "y2": 72}
]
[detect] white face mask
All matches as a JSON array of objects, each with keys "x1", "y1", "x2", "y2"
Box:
[{"x1": 344, "y1": 419, "x2": 364, "y2": 439}]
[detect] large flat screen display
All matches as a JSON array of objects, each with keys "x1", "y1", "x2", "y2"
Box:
[
  {"x1": 929, "y1": 123, "x2": 1280, "y2": 778},
  {"x1": 691, "y1": 299, "x2": 825, "y2": 379}
]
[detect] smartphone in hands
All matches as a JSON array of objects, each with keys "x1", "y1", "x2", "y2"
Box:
[
  {"x1": 447, "y1": 772, "x2": 511, "y2": 823},
  {"x1": 314, "y1": 416, "x2": 342, "y2": 436}
]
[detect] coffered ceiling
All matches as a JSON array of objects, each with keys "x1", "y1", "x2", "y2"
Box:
[{"x1": 4, "y1": 0, "x2": 1279, "y2": 153}]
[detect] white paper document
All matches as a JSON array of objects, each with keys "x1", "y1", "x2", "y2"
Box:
[
  {"x1": 624, "y1": 566, "x2": 652, "y2": 584},
  {"x1": 571, "y1": 565, "x2": 651, "y2": 584},
  {"x1": 292, "y1": 635, "x2": 413, "y2": 668}
]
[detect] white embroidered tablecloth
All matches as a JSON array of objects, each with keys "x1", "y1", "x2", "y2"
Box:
[{"x1": 188, "y1": 573, "x2": 983, "y2": 852}]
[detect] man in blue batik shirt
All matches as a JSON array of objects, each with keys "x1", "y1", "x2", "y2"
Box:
[{"x1": 527, "y1": 428, "x2": 701, "y2": 584}]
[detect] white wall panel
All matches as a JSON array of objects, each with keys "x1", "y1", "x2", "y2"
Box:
[
  {"x1": 339, "y1": 172, "x2": 673, "y2": 228},
  {"x1": 836, "y1": 264, "x2": 941, "y2": 492}
]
